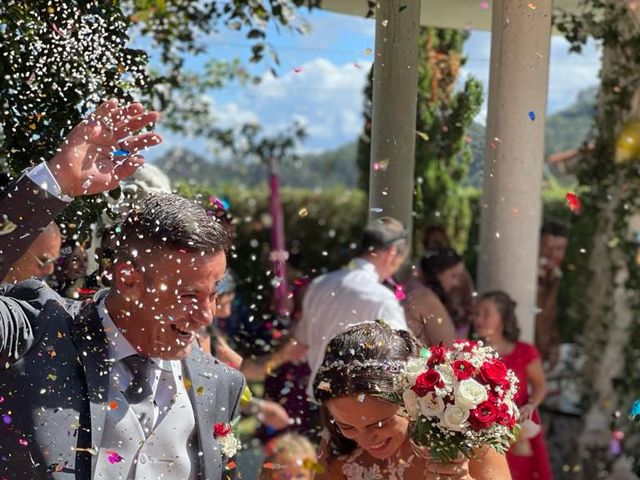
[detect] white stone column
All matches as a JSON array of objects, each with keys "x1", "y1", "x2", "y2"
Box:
[
  {"x1": 368, "y1": 0, "x2": 421, "y2": 235},
  {"x1": 477, "y1": 0, "x2": 552, "y2": 342}
]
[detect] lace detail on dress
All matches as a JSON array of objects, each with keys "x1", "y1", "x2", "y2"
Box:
[{"x1": 341, "y1": 449, "x2": 415, "y2": 480}]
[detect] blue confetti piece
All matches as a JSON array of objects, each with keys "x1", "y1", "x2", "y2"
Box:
[
  {"x1": 528, "y1": 111, "x2": 536, "y2": 121},
  {"x1": 630, "y1": 399, "x2": 640, "y2": 419},
  {"x1": 370, "y1": 207, "x2": 384, "y2": 213},
  {"x1": 111, "y1": 149, "x2": 130, "y2": 157}
]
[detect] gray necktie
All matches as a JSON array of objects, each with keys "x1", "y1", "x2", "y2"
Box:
[{"x1": 122, "y1": 355, "x2": 156, "y2": 437}]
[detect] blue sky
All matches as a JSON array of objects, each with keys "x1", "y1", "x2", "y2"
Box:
[{"x1": 145, "y1": 8, "x2": 601, "y2": 161}]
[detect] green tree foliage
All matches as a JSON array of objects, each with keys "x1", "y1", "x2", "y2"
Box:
[{"x1": 356, "y1": 27, "x2": 483, "y2": 252}]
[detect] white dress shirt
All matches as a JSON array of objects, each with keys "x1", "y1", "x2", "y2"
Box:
[
  {"x1": 96, "y1": 291, "x2": 187, "y2": 428},
  {"x1": 295, "y1": 258, "x2": 408, "y2": 400}
]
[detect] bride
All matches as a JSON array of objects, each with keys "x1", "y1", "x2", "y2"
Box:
[{"x1": 313, "y1": 322, "x2": 512, "y2": 480}]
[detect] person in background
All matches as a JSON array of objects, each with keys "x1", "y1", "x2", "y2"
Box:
[
  {"x1": 536, "y1": 221, "x2": 569, "y2": 370},
  {"x1": 259, "y1": 432, "x2": 319, "y2": 480},
  {"x1": 295, "y1": 217, "x2": 409, "y2": 400},
  {"x1": 402, "y1": 247, "x2": 461, "y2": 347},
  {"x1": 422, "y1": 224, "x2": 475, "y2": 337},
  {"x1": 473, "y1": 290, "x2": 553, "y2": 480},
  {"x1": 51, "y1": 236, "x2": 89, "y2": 299},
  {"x1": 2, "y1": 222, "x2": 61, "y2": 284}
]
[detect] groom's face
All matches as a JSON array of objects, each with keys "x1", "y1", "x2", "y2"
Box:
[{"x1": 115, "y1": 248, "x2": 226, "y2": 360}]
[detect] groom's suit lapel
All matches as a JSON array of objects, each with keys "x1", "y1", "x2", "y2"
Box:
[
  {"x1": 183, "y1": 347, "x2": 224, "y2": 480},
  {"x1": 69, "y1": 299, "x2": 111, "y2": 476}
]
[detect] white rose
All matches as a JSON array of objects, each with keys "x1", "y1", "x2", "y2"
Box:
[
  {"x1": 454, "y1": 379, "x2": 488, "y2": 409},
  {"x1": 402, "y1": 358, "x2": 426, "y2": 388},
  {"x1": 217, "y1": 433, "x2": 241, "y2": 458},
  {"x1": 402, "y1": 389, "x2": 421, "y2": 418},
  {"x1": 436, "y1": 364, "x2": 457, "y2": 386},
  {"x1": 440, "y1": 405, "x2": 470, "y2": 432},
  {"x1": 418, "y1": 391, "x2": 446, "y2": 418}
]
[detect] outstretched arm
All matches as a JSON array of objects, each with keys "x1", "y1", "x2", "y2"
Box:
[{"x1": 0, "y1": 99, "x2": 160, "y2": 279}]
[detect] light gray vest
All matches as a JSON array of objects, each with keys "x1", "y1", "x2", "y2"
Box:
[{"x1": 94, "y1": 365, "x2": 198, "y2": 480}]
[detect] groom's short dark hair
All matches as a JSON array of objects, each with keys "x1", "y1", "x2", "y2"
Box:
[{"x1": 117, "y1": 193, "x2": 231, "y2": 258}]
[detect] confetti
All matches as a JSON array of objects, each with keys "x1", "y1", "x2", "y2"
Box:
[
  {"x1": 527, "y1": 2, "x2": 537, "y2": 9},
  {"x1": 111, "y1": 149, "x2": 130, "y2": 157},
  {"x1": 183, "y1": 378, "x2": 192, "y2": 389},
  {"x1": 196, "y1": 386, "x2": 205, "y2": 395},
  {"x1": 297, "y1": 207, "x2": 308, "y2": 218},
  {"x1": 480, "y1": 1, "x2": 490, "y2": 9},
  {"x1": 47, "y1": 373, "x2": 58, "y2": 381},
  {"x1": 630, "y1": 399, "x2": 640, "y2": 419},
  {"x1": 416, "y1": 131, "x2": 430, "y2": 142},
  {"x1": 381, "y1": 19, "x2": 389, "y2": 27},
  {"x1": 370, "y1": 208, "x2": 384, "y2": 213},
  {"x1": 106, "y1": 450, "x2": 124, "y2": 464},
  {"x1": 528, "y1": 111, "x2": 536, "y2": 121},
  {"x1": 394, "y1": 284, "x2": 406, "y2": 301},
  {"x1": 565, "y1": 192, "x2": 581, "y2": 214},
  {"x1": 2, "y1": 414, "x2": 11, "y2": 425},
  {"x1": 372, "y1": 159, "x2": 389, "y2": 171},
  {"x1": 109, "y1": 401, "x2": 118, "y2": 410},
  {"x1": 357, "y1": 393, "x2": 365, "y2": 402},
  {"x1": 0, "y1": 215, "x2": 18, "y2": 236},
  {"x1": 18, "y1": 438, "x2": 28, "y2": 447},
  {"x1": 293, "y1": 67, "x2": 303, "y2": 74},
  {"x1": 364, "y1": 48, "x2": 373, "y2": 55}
]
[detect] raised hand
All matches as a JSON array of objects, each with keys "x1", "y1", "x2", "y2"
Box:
[{"x1": 48, "y1": 98, "x2": 162, "y2": 197}]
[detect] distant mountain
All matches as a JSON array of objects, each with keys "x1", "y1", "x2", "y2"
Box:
[
  {"x1": 154, "y1": 141, "x2": 358, "y2": 189},
  {"x1": 155, "y1": 87, "x2": 597, "y2": 190}
]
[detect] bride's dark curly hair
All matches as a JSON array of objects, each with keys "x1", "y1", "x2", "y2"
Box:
[{"x1": 313, "y1": 321, "x2": 420, "y2": 456}]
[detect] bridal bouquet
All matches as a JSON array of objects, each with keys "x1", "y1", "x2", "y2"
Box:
[{"x1": 401, "y1": 340, "x2": 520, "y2": 462}]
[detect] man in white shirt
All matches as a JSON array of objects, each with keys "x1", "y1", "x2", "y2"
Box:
[{"x1": 295, "y1": 217, "x2": 410, "y2": 399}]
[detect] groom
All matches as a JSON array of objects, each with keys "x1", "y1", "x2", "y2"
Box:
[{"x1": 0, "y1": 100, "x2": 245, "y2": 479}]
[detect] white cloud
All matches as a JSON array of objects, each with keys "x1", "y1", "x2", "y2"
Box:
[{"x1": 229, "y1": 57, "x2": 372, "y2": 149}]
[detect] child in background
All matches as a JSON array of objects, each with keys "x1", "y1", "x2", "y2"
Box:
[{"x1": 259, "y1": 433, "x2": 318, "y2": 480}]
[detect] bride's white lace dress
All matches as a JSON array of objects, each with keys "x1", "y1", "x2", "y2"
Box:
[{"x1": 341, "y1": 449, "x2": 416, "y2": 480}]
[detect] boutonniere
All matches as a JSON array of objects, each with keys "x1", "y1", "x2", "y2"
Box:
[{"x1": 213, "y1": 422, "x2": 241, "y2": 458}]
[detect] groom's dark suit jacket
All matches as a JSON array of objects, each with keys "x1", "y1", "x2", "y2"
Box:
[{"x1": 0, "y1": 172, "x2": 245, "y2": 479}]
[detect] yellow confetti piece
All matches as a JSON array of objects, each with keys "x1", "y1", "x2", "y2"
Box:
[
  {"x1": 196, "y1": 386, "x2": 205, "y2": 395},
  {"x1": 183, "y1": 378, "x2": 192, "y2": 389},
  {"x1": 364, "y1": 47, "x2": 372, "y2": 55},
  {"x1": 303, "y1": 458, "x2": 325, "y2": 473},
  {"x1": 57, "y1": 331, "x2": 64, "y2": 339},
  {"x1": 47, "y1": 6, "x2": 55, "y2": 13},
  {"x1": 416, "y1": 131, "x2": 429, "y2": 141},
  {"x1": 297, "y1": 207, "x2": 308, "y2": 218},
  {"x1": 240, "y1": 385, "x2": 253, "y2": 407},
  {"x1": 527, "y1": 2, "x2": 537, "y2": 9},
  {"x1": 47, "y1": 373, "x2": 57, "y2": 381},
  {"x1": 28, "y1": 123, "x2": 36, "y2": 130},
  {"x1": 117, "y1": 64, "x2": 126, "y2": 74}
]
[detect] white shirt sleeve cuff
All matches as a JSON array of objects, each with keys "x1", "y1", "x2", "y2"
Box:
[{"x1": 26, "y1": 162, "x2": 73, "y2": 203}]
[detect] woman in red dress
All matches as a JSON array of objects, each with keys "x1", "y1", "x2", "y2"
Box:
[{"x1": 473, "y1": 290, "x2": 554, "y2": 480}]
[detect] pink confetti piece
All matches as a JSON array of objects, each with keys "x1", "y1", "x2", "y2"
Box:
[
  {"x1": 18, "y1": 438, "x2": 28, "y2": 447},
  {"x1": 106, "y1": 450, "x2": 124, "y2": 464},
  {"x1": 293, "y1": 67, "x2": 303, "y2": 73},
  {"x1": 480, "y1": 1, "x2": 490, "y2": 9}
]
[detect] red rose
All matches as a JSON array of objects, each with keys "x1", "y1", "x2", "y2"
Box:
[
  {"x1": 411, "y1": 369, "x2": 444, "y2": 397},
  {"x1": 451, "y1": 360, "x2": 475, "y2": 380},
  {"x1": 469, "y1": 399, "x2": 498, "y2": 430},
  {"x1": 214, "y1": 423, "x2": 232, "y2": 438},
  {"x1": 496, "y1": 402, "x2": 516, "y2": 428},
  {"x1": 427, "y1": 344, "x2": 447, "y2": 367},
  {"x1": 479, "y1": 360, "x2": 510, "y2": 387}
]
